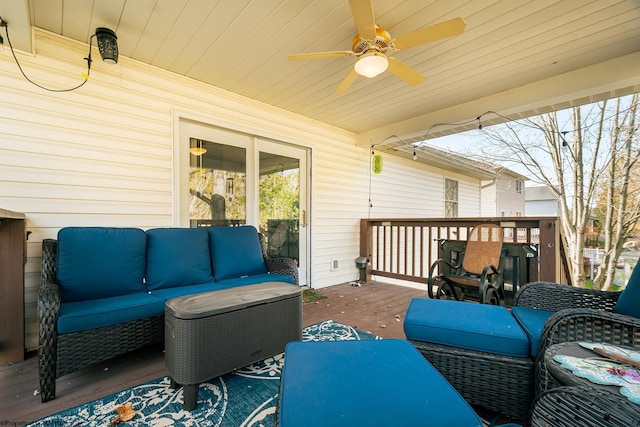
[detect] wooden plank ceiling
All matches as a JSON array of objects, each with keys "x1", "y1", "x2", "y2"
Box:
[{"x1": 4, "y1": 0, "x2": 640, "y2": 142}]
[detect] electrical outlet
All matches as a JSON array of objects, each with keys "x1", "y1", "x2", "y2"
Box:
[{"x1": 330, "y1": 259, "x2": 339, "y2": 271}]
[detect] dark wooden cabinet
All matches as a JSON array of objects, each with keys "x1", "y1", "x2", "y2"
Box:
[{"x1": 0, "y1": 209, "x2": 26, "y2": 365}]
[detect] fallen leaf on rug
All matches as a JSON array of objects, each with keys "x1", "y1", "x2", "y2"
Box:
[{"x1": 110, "y1": 403, "x2": 136, "y2": 426}]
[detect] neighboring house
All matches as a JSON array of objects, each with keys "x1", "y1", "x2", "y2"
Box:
[
  {"x1": 525, "y1": 186, "x2": 561, "y2": 216},
  {"x1": 480, "y1": 169, "x2": 528, "y2": 218},
  {"x1": 0, "y1": 30, "x2": 494, "y2": 351},
  {"x1": 405, "y1": 147, "x2": 527, "y2": 217}
]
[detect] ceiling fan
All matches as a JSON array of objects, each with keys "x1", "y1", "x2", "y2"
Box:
[{"x1": 288, "y1": 0, "x2": 466, "y2": 94}]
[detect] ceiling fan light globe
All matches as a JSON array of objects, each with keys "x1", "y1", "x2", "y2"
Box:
[{"x1": 354, "y1": 52, "x2": 388, "y2": 78}]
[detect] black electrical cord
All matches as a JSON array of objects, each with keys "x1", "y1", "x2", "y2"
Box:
[{"x1": 1, "y1": 17, "x2": 91, "y2": 92}]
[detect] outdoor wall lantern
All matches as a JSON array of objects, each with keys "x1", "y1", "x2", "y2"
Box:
[{"x1": 94, "y1": 27, "x2": 119, "y2": 64}]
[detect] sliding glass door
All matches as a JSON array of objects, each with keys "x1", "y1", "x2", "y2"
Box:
[{"x1": 179, "y1": 121, "x2": 309, "y2": 286}]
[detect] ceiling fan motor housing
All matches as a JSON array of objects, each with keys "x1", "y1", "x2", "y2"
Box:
[{"x1": 352, "y1": 26, "x2": 391, "y2": 55}]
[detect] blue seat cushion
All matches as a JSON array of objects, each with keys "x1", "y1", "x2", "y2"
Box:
[
  {"x1": 56, "y1": 227, "x2": 146, "y2": 302},
  {"x1": 145, "y1": 228, "x2": 214, "y2": 290},
  {"x1": 279, "y1": 339, "x2": 482, "y2": 427},
  {"x1": 57, "y1": 292, "x2": 165, "y2": 334},
  {"x1": 149, "y1": 275, "x2": 294, "y2": 301},
  {"x1": 148, "y1": 282, "x2": 222, "y2": 301},
  {"x1": 208, "y1": 226, "x2": 268, "y2": 281},
  {"x1": 216, "y1": 273, "x2": 295, "y2": 288},
  {"x1": 403, "y1": 298, "x2": 529, "y2": 357},
  {"x1": 613, "y1": 261, "x2": 640, "y2": 318},
  {"x1": 511, "y1": 306, "x2": 554, "y2": 357}
]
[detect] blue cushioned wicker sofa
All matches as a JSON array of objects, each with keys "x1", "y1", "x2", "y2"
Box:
[{"x1": 37, "y1": 225, "x2": 297, "y2": 402}]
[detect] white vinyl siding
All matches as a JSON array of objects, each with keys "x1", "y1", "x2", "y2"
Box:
[{"x1": 1, "y1": 29, "x2": 483, "y2": 350}]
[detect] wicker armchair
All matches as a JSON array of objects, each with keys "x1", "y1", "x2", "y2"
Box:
[
  {"x1": 405, "y1": 266, "x2": 640, "y2": 421},
  {"x1": 513, "y1": 281, "x2": 640, "y2": 395}
]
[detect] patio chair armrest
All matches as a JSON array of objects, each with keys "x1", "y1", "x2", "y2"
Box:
[
  {"x1": 266, "y1": 257, "x2": 299, "y2": 286},
  {"x1": 427, "y1": 258, "x2": 458, "y2": 298},
  {"x1": 514, "y1": 281, "x2": 620, "y2": 312},
  {"x1": 534, "y1": 307, "x2": 640, "y2": 394},
  {"x1": 478, "y1": 263, "x2": 500, "y2": 304},
  {"x1": 428, "y1": 258, "x2": 457, "y2": 278}
]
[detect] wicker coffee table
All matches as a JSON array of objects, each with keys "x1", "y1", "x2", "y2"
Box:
[{"x1": 165, "y1": 281, "x2": 302, "y2": 410}]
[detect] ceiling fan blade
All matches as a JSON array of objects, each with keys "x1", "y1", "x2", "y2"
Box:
[
  {"x1": 387, "y1": 57, "x2": 425, "y2": 86},
  {"x1": 393, "y1": 17, "x2": 466, "y2": 50},
  {"x1": 348, "y1": 0, "x2": 377, "y2": 40},
  {"x1": 288, "y1": 51, "x2": 354, "y2": 61},
  {"x1": 334, "y1": 67, "x2": 359, "y2": 94}
]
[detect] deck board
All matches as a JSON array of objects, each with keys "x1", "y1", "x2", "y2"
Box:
[{"x1": 0, "y1": 282, "x2": 426, "y2": 423}]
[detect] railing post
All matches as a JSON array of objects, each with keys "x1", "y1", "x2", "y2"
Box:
[
  {"x1": 359, "y1": 219, "x2": 371, "y2": 283},
  {"x1": 538, "y1": 218, "x2": 560, "y2": 283}
]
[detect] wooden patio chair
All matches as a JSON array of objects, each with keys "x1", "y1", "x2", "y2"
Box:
[{"x1": 428, "y1": 223, "x2": 505, "y2": 304}]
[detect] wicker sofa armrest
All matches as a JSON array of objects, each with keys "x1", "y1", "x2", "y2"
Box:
[
  {"x1": 258, "y1": 232, "x2": 299, "y2": 285},
  {"x1": 38, "y1": 281, "x2": 61, "y2": 402},
  {"x1": 514, "y1": 281, "x2": 620, "y2": 312},
  {"x1": 534, "y1": 307, "x2": 640, "y2": 393},
  {"x1": 265, "y1": 257, "x2": 299, "y2": 285},
  {"x1": 38, "y1": 238, "x2": 61, "y2": 402}
]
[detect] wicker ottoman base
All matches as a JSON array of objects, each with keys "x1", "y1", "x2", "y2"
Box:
[
  {"x1": 165, "y1": 282, "x2": 302, "y2": 410},
  {"x1": 409, "y1": 340, "x2": 534, "y2": 421}
]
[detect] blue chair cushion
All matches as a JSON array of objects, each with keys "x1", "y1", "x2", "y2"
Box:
[
  {"x1": 613, "y1": 261, "x2": 640, "y2": 318},
  {"x1": 57, "y1": 292, "x2": 165, "y2": 334},
  {"x1": 56, "y1": 227, "x2": 146, "y2": 302},
  {"x1": 208, "y1": 226, "x2": 268, "y2": 281},
  {"x1": 145, "y1": 228, "x2": 214, "y2": 290},
  {"x1": 148, "y1": 282, "x2": 223, "y2": 301},
  {"x1": 403, "y1": 298, "x2": 530, "y2": 357},
  {"x1": 278, "y1": 339, "x2": 482, "y2": 427},
  {"x1": 216, "y1": 273, "x2": 295, "y2": 288},
  {"x1": 511, "y1": 306, "x2": 554, "y2": 357}
]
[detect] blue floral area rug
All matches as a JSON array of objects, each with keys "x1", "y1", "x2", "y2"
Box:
[{"x1": 27, "y1": 320, "x2": 379, "y2": 427}]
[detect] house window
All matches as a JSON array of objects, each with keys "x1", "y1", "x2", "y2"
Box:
[
  {"x1": 444, "y1": 178, "x2": 458, "y2": 218},
  {"x1": 516, "y1": 180, "x2": 523, "y2": 194}
]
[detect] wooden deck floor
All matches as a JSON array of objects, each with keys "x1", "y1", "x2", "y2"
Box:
[{"x1": 0, "y1": 282, "x2": 426, "y2": 424}]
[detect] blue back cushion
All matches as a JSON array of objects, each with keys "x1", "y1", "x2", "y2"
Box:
[
  {"x1": 56, "y1": 227, "x2": 146, "y2": 302},
  {"x1": 208, "y1": 225, "x2": 267, "y2": 281},
  {"x1": 145, "y1": 228, "x2": 214, "y2": 290},
  {"x1": 613, "y1": 261, "x2": 640, "y2": 318}
]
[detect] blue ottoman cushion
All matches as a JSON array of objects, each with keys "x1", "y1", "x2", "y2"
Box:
[
  {"x1": 278, "y1": 339, "x2": 482, "y2": 427},
  {"x1": 404, "y1": 298, "x2": 529, "y2": 357},
  {"x1": 511, "y1": 306, "x2": 554, "y2": 356},
  {"x1": 56, "y1": 227, "x2": 147, "y2": 302},
  {"x1": 145, "y1": 228, "x2": 214, "y2": 290}
]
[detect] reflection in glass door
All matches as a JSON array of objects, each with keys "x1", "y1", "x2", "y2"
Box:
[
  {"x1": 259, "y1": 152, "x2": 300, "y2": 261},
  {"x1": 189, "y1": 138, "x2": 247, "y2": 228}
]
